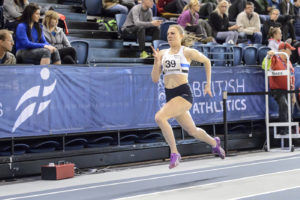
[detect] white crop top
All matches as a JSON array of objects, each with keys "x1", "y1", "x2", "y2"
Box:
[{"x1": 161, "y1": 46, "x2": 190, "y2": 76}]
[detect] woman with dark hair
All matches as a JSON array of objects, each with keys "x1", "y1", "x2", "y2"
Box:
[
  {"x1": 15, "y1": 3, "x2": 61, "y2": 65},
  {"x1": 3, "y1": 0, "x2": 29, "y2": 30},
  {"x1": 43, "y1": 10, "x2": 77, "y2": 64}
]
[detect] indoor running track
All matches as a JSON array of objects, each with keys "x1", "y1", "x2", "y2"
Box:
[{"x1": 1, "y1": 150, "x2": 300, "y2": 200}]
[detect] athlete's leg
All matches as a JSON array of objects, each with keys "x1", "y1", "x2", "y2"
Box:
[
  {"x1": 155, "y1": 96, "x2": 192, "y2": 154},
  {"x1": 175, "y1": 111, "x2": 216, "y2": 147},
  {"x1": 175, "y1": 111, "x2": 225, "y2": 159}
]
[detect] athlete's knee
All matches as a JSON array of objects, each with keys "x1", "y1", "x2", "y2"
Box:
[{"x1": 155, "y1": 112, "x2": 166, "y2": 125}]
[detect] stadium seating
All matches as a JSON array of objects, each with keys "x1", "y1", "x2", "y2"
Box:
[
  {"x1": 257, "y1": 46, "x2": 271, "y2": 65},
  {"x1": 137, "y1": 132, "x2": 163, "y2": 143},
  {"x1": 120, "y1": 134, "x2": 139, "y2": 145},
  {"x1": 232, "y1": 46, "x2": 243, "y2": 66},
  {"x1": 0, "y1": 143, "x2": 30, "y2": 156},
  {"x1": 87, "y1": 136, "x2": 114, "y2": 148},
  {"x1": 210, "y1": 45, "x2": 227, "y2": 66},
  {"x1": 65, "y1": 138, "x2": 88, "y2": 151},
  {"x1": 70, "y1": 40, "x2": 89, "y2": 64},
  {"x1": 153, "y1": 40, "x2": 167, "y2": 50},
  {"x1": 243, "y1": 46, "x2": 258, "y2": 66},
  {"x1": 85, "y1": 0, "x2": 102, "y2": 16},
  {"x1": 159, "y1": 21, "x2": 177, "y2": 41},
  {"x1": 29, "y1": 140, "x2": 60, "y2": 153}
]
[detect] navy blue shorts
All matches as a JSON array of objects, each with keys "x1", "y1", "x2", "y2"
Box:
[{"x1": 165, "y1": 83, "x2": 193, "y2": 104}]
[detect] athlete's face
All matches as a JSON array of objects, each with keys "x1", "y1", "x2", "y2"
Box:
[{"x1": 167, "y1": 27, "x2": 183, "y2": 47}]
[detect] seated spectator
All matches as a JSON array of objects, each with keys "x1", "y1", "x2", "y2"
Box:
[
  {"x1": 102, "y1": 0, "x2": 128, "y2": 15},
  {"x1": 295, "y1": 0, "x2": 300, "y2": 16},
  {"x1": 279, "y1": 0, "x2": 295, "y2": 16},
  {"x1": 267, "y1": 0, "x2": 280, "y2": 9},
  {"x1": 267, "y1": 26, "x2": 282, "y2": 50},
  {"x1": 229, "y1": 0, "x2": 247, "y2": 21},
  {"x1": 209, "y1": 0, "x2": 239, "y2": 44},
  {"x1": 15, "y1": 3, "x2": 61, "y2": 65},
  {"x1": 122, "y1": 0, "x2": 161, "y2": 58},
  {"x1": 294, "y1": 0, "x2": 300, "y2": 36},
  {"x1": 43, "y1": 10, "x2": 77, "y2": 64},
  {"x1": 3, "y1": 0, "x2": 29, "y2": 31},
  {"x1": 0, "y1": 29, "x2": 16, "y2": 64},
  {"x1": 157, "y1": 0, "x2": 185, "y2": 14},
  {"x1": 248, "y1": 0, "x2": 272, "y2": 15},
  {"x1": 237, "y1": 1, "x2": 263, "y2": 44},
  {"x1": 177, "y1": 0, "x2": 210, "y2": 40},
  {"x1": 199, "y1": 0, "x2": 217, "y2": 19},
  {"x1": 121, "y1": 0, "x2": 136, "y2": 11},
  {"x1": 263, "y1": 8, "x2": 297, "y2": 43}
]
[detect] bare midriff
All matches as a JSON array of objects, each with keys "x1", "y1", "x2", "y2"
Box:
[{"x1": 164, "y1": 74, "x2": 188, "y2": 89}]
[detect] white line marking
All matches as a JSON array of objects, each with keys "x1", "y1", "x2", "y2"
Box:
[
  {"x1": 2, "y1": 156, "x2": 300, "y2": 200},
  {"x1": 115, "y1": 169, "x2": 300, "y2": 200},
  {"x1": 229, "y1": 185, "x2": 300, "y2": 200}
]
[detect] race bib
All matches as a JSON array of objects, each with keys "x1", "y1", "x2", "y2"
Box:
[{"x1": 163, "y1": 55, "x2": 181, "y2": 73}]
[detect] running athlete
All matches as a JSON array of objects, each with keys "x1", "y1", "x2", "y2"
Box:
[{"x1": 151, "y1": 25, "x2": 225, "y2": 169}]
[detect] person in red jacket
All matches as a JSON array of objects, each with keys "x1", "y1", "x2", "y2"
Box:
[{"x1": 267, "y1": 42, "x2": 296, "y2": 135}]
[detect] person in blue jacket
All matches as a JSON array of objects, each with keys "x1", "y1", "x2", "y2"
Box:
[{"x1": 15, "y1": 3, "x2": 61, "y2": 65}]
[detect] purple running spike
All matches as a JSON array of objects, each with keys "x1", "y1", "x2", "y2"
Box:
[
  {"x1": 169, "y1": 153, "x2": 181, "y2": 169},
  {"x1": 212, "y1": 137, "x2": 226, "y2": 159}
]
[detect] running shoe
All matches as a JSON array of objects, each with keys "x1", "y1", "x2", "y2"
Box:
[
  {"x1": 212, "y1": 137, "x2": 226, "y2": 159},
  {"x1": 169, "y1": 153, "x2": 181, "y2": 169}
]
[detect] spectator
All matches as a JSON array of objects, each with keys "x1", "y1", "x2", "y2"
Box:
[
  {"x1": 120, "y1": 0, "x2": 136, "y2": 11},
  {"x1": 177, "y1": 0, "x2": 208, "y2": 38},
  {"x1": 3, "y1": 0, "x2": 29, "y2": 31},
  {"x1": 122, "y1": 0, "x2": 161, "y2": 58},
  {"x1": 228, "y1": 0, "x2": 247, "y2": 21},
  {"x1": 295, "y1": 0, "x2": 300, "y2": 16},
  {"x1": 265, "y1": 43, "x2": 296, "y2": 135},
  {"x1": 15, "y1": 3, "x2": 61, "y2": 65},
  {"x1": 102, "y1": 0, "x2": 128, "y2": 15},
  {"x1": 43, "y1": 10, "x2": 77, "y2": 64},
  {"x1": 267, "y1": 0, "x2": 280, "y2": 9},
  {"x1": 199, "y1": 0, "x2": 217, "y2": 18},
  {"x1": 0, "y1": 29, "x2": 16, "y2": 64},
  {"x1": 157, "y1": 0, "x2": 186, "y2": 14},
  {"x1": 249, "y1": 0, "x2": 272, "y2": 15},
  {"x1": 267, "y1": 26, "x2": 282, "y2": 50},
  {"x1": 237, "y1": 1, "x2": 262, "y2": 44},
  {"x1": 263, "y1": 8, "x2": 297, "y2": 43},
  {"x1": 294, "y1": 0, "x2": 300, "y2": 36},
  {"x1": 209, "y1": 0, "x2": 239, "y2": 44},
  {"x1": 279, "y1": 0, "x2": 295, "y2": 16}
]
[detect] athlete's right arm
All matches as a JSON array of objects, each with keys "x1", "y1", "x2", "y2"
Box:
[{"x1": 151, "y1": 47, "x2": 164, "y2": 83}]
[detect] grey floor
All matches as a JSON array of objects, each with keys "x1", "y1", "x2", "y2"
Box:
[{"x1": 1, "y1": 149, "x2": 300, "y2": 200}]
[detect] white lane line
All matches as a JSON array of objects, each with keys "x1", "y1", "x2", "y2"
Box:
[
  {"x1": 2, "y1": 156, "x2": 300, "y2": 200},
  {"x1": 229, "y1": 185, "x2": 300, "y2": 200},
  {"x1": 114, "y1": 168, "x2": 300, "y2": 200}
]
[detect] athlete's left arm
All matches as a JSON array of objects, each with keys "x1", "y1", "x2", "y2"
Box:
[{"x1": 185, "y1": 48, "x2": 212, "y2": 96}]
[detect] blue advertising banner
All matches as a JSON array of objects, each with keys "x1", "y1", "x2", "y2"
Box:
[{"x1": 0, "y1": 65, "x2": 296, "y2": 138}]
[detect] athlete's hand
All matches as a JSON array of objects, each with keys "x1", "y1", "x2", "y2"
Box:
[
  {"x1": 204, "y1": 84, "x2": 212, "y2": 97},
  {"x1": 151, "y1": 46, "x2": 162, "y2": 62}
]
